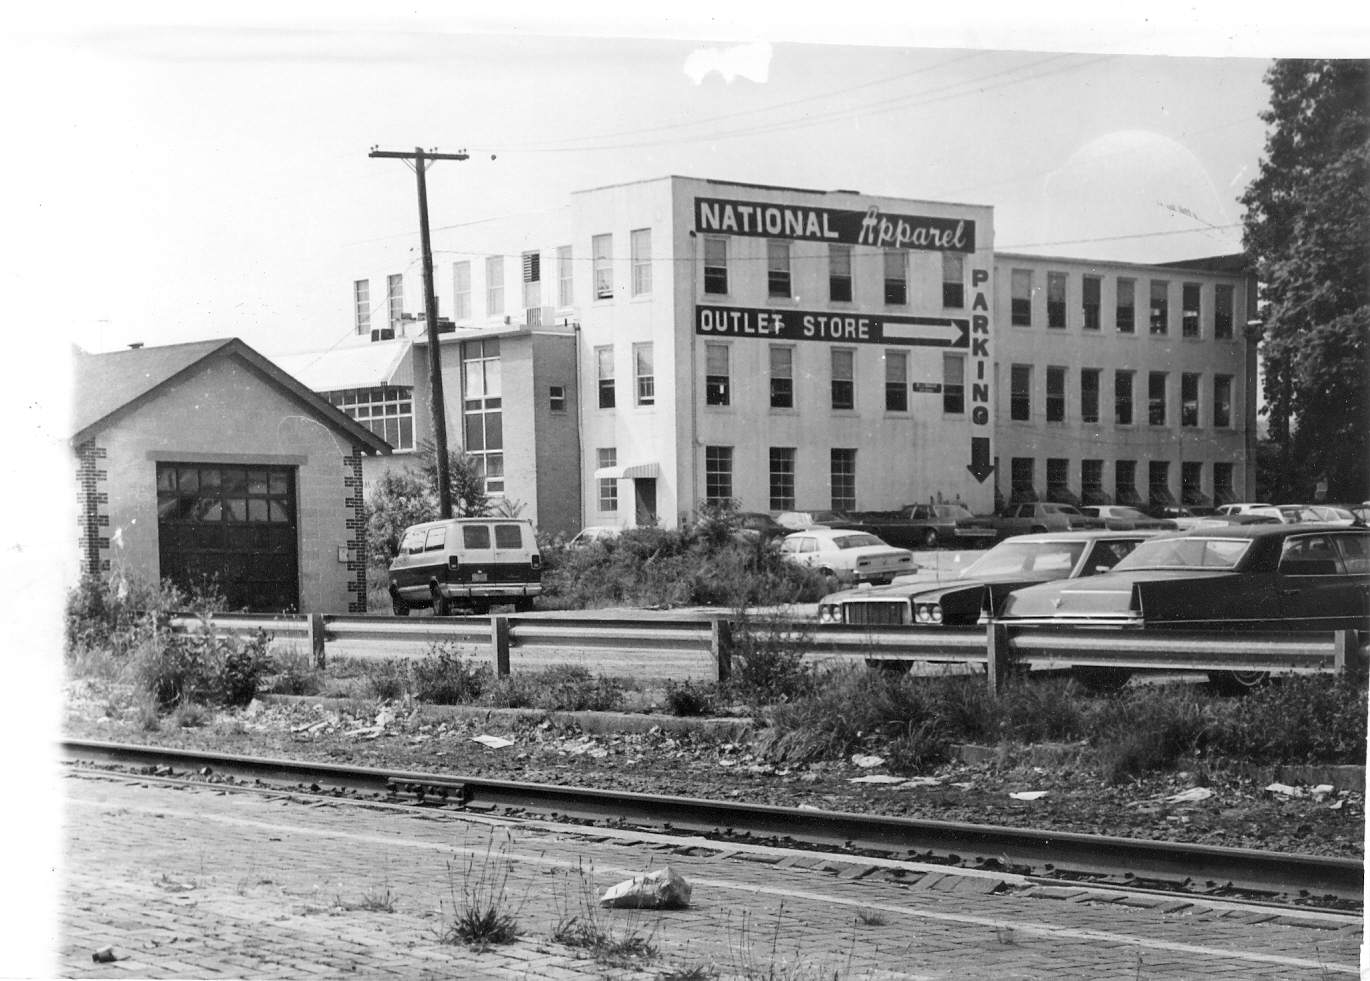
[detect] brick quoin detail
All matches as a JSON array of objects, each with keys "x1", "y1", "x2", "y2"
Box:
[
  {"x1": 344, "y1": 450, "x2": 367, "y2": 612},
  {"x1": 75, "y1": 440, "x2": 109, "y2": 577}
]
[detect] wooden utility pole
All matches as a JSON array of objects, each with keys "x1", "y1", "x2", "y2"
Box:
[{"x1": 369, "y1": 146, "x2": 469, "y2": 518}]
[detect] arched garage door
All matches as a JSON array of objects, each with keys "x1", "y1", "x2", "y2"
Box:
[{"x1": 156, "y1": 463, "x2": 299, "y2": 612}]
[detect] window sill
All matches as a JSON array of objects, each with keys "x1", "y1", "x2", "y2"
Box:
[
  {"x1": 768, "y1": 407, "x2": 799, "y2": 415},
  {"x1": 630, "y1": 294, "x2": 654, "y2": 303}
]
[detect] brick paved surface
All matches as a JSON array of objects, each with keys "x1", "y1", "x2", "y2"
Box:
[{"x1": 60, "y1": 772, "x2": 1363, "y2": 979}]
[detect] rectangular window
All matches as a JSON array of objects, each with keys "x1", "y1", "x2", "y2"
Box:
[
  {"x1": 1182, "y1": 461, "x2": 1203, "y2": 504},
  {"x1": 485, "y1": 257, "x2": 504, "y2": 316},
  {"x1": 1215, "y1": 284, "x2": 1234, "y2": 339},
  {"x1": 943, "y1": 354, "x2": 965, "y2": 414},
  {"x1": 557, "y1": 246, "x2": 573, "y2": 306},
  {"x1": 1047, "y1": 272, "x2": 1067, "y2": 328},
  {"x1": 884, "y1": 250, "x2": 907, "y2": 305},
  {"x1": 461, "y1": 339, "x2": 503, "y2": 493},
  {"x1": 634, "y1": 342, "x2": 654, "y2": 406},
  {"x1": 1011, "y1": 269, "x2": 1032, "y2": 326},
  {"x1": 1213, "y1": 374, "x2": 1233, "y2": 428},
  {"x1": 1148, "y1": 371, "x2": 1167, "y2": 425},
  {"x1": 1047, "y1": 458, "x2": 1070, "y2": 499},
  {"x1": 768, "y1": 240, "x2": 791, "y2": 298},
  {"x1": 770, "y1": 346, "x2": 794, "y2": 409},
  {"x1": 326, "y1": 386, "x2": 415, "y2": 450},
  {"x1": 1149, "y1": 461, "x2": 1171, "y2": 504},
  {"x1": 885, "y1": 351, "x2": 908, "y2": 412},
  {"x1": 831, "y1": 349, "x2": 855, "y2": 410},
  {"x1": 704, "y1": 237, "x2": 728, "y2": 294},
  {"x1": 705, "y1": 446, "x2": 733, "y2": 503},
  {"x1": 705, "y1": 343, "x2": 730, "y2": 406},
  {"x1": 596, "y1": 345, "x2": 615, "y2": 409},
  {"x1": 1214, "y1": 462, "x2": 1235, "y2": 501},
  {"x1": 1181, "y1": 373, "x2": 1200, "y2": 427},
  {"x1": 1010, "y1": 457, "x2": 1035, "y2": 501},
  {"x1": 943, "y1": 253, "x2": 965, "y2": 308},
  {"x1": 522, "y1": 251, "x2": 541, "y2": 310},
  {"x1": 831, "y1": 449, "x2": 857, "y2": 510},
  {"x1": 1117, "y1": 278, "x2": 1135, "y2": 333},
  {"x1": 453, "y1": 262, "x2": 471, "y2": 320},
  {"x1": 354, "y1": 280, "x2": 370, "y2": 334},
  {"x1": 388, "y1": 273, "x2": 404, "y2": 325},
  {"x1": 1115, "y1": 370, "x2": 1134, "y2": 425},
  {"x1": 597, "y1": 448, "x2": 617, "y2": 512},
  {"x1": 1081, "y1": 459, "x2": 1104, "y2": 501},
  {"x1": 1010, "y1": 364, "x2": 1031, "y2": 421},
  {"x1": 1115, "y1": 460, "x2": 1138, "y2": 503},
  {"x1": 1149, "y1": 280, "x2": 1169, "y2": 335},
  {"x1": 1046, "y1": 367, "x2": 1066, "y2": 422},
  {"x1": 829, "y1": 245, "x2": 852, "y2": 302},
  {"x1": 1080, "y1": 368, "x2": 1100, "y2": 424},
  {"x1": 631, "y1": 228, "x2": 652, "y2": 296},
  {"x1": 1082, "y1": 275, "x2": 1100, "y2": 330},
  {"x1": 549, "y1": 386, "x2": 566, "y2": 413},
  {"x1": 1182, "y1": 282, "x2": 1201, "y2": 337},
  {"x1": 769, "y1": 447, "x2": 796, "y2": 511},
  {"x1": 593, "y1": 233, "x2": 613, "y2": 300}
]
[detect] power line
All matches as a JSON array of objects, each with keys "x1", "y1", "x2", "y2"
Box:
[{"x1": 1000, "y1": 223, "x2": 1242, "y2": 251}]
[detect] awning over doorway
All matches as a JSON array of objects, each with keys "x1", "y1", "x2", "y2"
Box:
[
  {"x1": 1116, "y1": 486, "x2": 1145, "y2": 507},
  {"x1": 593, "y1": 462, "x2": 661, "y2": 480},
  {"x1": 1046, "y1": 486, "x2": 1081, "y2": 506},
  {"x1": 1149, "y1": 487, "x2": 1178, "y2": 506},
  {"x1": 1082, "y1": 487, "x2": 1113, "y2": 506},
  {"x1": 1183, "y1": 489, "x2": 1212, "y2": 507}
]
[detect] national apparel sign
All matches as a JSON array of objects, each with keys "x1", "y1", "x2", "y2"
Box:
[{"x1": 695, "y1": 196, "x2": 976, "y2": 253}]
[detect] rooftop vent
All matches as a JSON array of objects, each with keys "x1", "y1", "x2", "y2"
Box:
[{"x1": 128, "y1": 342, "x2": 144, "y2": 349}]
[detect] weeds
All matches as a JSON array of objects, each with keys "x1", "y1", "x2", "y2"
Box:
[
  {"x1": 730, "y1": 614, "x2": 817, "y2": 708},
  {"x1": 995, "y1": 924, "x2": 1017, "y2": 945},
  {"x1": 265, "y1": 647, "x2": 321, "y2": 697},
  {"x1": 440, "y1": 835, "x2": 524, "y2": 947},
  {"x1": 659, "y1": 965, "x2": 718, "y2": 981},
  {"x1": 338, "y1": 886, "x2": 397, "y2": 913},
  {"x1": 854, "y1": 908, "x2": 887, "y2": 926},
  {"x1": 410, "y1": 644, "x2": 491, "y2": 705},
  {"x1": 550, "y1": 860, "x2": 659, "y2": 969},
  {"x1": 364, "y1": 659, "x2": 410, "y2": 701},
  {"x1": 167, "y1": 701, "x2": 210, "y2": 728},
  {"x1": 664, "y1": 679, "x2": 723, "y2": 717}
]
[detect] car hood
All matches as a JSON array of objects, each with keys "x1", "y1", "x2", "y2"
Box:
[
  {"x1": 1000, "y1": 568, "x2": 1235, "y2": 618},
  {"x1": 827, "y1": 573, "x2": 1054, "y2": 604}
]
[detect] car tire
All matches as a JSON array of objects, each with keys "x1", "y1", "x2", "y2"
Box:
[
  {"x1": 391, "y1": 595, "x2": 411, "y2": 617},
  {"x1": 1030, "y1": 525, "x2": 1047, "y2": 534},
  {"x1": 1207, "y1": 670, "x2": 1271, "y2": 696},
  {"x1": 866, "y1": 658, "x2": 912, "y2": 675},
  {"x1": 430, "y1": 587, "x2": 450, "y2": 617},
  {"x1": 923, "y1": 528, "x2": 939, "y2": 549},
  {"x1": 1070, "y1": 666, "x2": 1133, "y2": 693}
]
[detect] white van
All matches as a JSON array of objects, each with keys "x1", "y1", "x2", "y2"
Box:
[{"x1": 388, "y1": 518, "x2": 542, "y2": 616}]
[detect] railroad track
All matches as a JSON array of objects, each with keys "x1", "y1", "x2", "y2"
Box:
[{"x1": 62, "y1": 738, "x2": 1362, "y2": 911}]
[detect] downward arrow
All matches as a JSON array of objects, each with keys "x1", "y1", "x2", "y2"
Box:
[{"x1": 967, "y1": 436, "x2": 995, "y2": 484}]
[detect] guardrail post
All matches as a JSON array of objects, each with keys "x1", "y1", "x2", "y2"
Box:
[
  {"x1": 712, "y1": 618, "x2": 733, "y2": 683},
  {"x1": 986, "y1": 621, "x2": 1008, "y2": 698},
  {"x1": 492, "y1": 615, "x2": 510, "y2": 677},
  {"x1": 309, "y1": 613, "x2": 326, "y2": 669},
  {"x1": 1333, "y1": 630, "x2": 1364, "y2": 680}
]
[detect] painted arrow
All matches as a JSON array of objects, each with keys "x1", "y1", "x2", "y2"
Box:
[
  {"x1": 967, "y1": 436, "x2": 995, "y2": 483},
  {"x1": 881, "y1": 317, "x2": 969, "y2": 348}
]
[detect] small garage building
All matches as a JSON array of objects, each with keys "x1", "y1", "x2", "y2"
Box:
[{"x1": 72, "y1": 338, "x2": 391, "y2": 613}]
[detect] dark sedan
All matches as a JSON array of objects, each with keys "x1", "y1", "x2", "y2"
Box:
[{"x1": 959, "y1": 502, "x2": 1107, "y2": 542}]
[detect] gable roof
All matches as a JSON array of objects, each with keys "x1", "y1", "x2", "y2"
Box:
[{"x1": 72, "y1": 338, "x2": 392, "y2": 454}]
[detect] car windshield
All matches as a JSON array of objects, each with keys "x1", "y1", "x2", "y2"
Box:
[
  {"x1": 833, "y1": 534, "x2": 884, "y2": 549},
  {"x1": 935, "y1": 505, "x2": 974, "y2": 519},
  {"x1": 1112, "y1": 536, "x2": 1251, "y2": 570},
  {"x1": 961, "y1": 540, "x2": 1086, "y2": 578}
]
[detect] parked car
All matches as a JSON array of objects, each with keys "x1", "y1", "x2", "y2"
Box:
[
  {"x1": 1215, "y1": 502, "x2": 1272, "y2": 515},
  {"x1": 389, "y1": 517, "x2": 542, "y2": 616},
  {"x1": 816, "y1": 531, "x2": 1154, "y2": 628},
  {"x1": 1245, "y1": 504, "x2": 1359, "y2": 526},
  {"x1": 997, "y1": 524, "x2": 1370, "y2": 692},
  {"x1": 854, "y1": 503, "x2": 999, "y2": 550},
  {"x1": 568, "y1": 526, "x2": 622, "y2": 547},
  {"x1": 1079, "y1": 505, "x2": 1178, "y2": 531},
  {"x1": 734, "y1": 511, "x2": 791, "y2": 542},
  {"x1": 774, "y1": 509, "x2": 869, "y2": 532},
  {"x1": 960, "y1": 502, "x2": 1106, "y2": 542},
  {"x1": 1143, "y1": 505, "x2": 1219, "y2": 530},
  {"x1": 778, "y1": 528, "x2": 913, "y2": 586}
]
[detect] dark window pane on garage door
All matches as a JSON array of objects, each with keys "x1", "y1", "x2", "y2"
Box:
[
  {"x1": 248, "y1": 499, "x2": 268, "y2": 522},
  {"x1": 269, "y1": 472, "x2": 288, "y2": 495},
  {"x1": 222, "y1": 469, "x2": 247, "y2": 495},
  {"x1": 247, "y1": 470, "x2": 268, "y2": 495},
  {"x1": 158, "y1": 468, "x2": 175, "y2": 494},
  {"x1": 177, "y1": 467, "x2": 199, "y2": 494},
  {"x1": 269, "y1": 500, "x2": 289, "y2": 522},
  {"x1": 224, "y1": 498, "x2": 247, "y2": 521}
]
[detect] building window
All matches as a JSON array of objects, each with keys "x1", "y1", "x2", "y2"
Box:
[
  {"x1": 597, "y1": 448, "x2": 617, "y2": 512},
  {"x1": 634, "y1": 342, "x2": 654, "y2": 406},
  {"x1": 705, "y1": 446, "x2": 733, "y2": 504},
  {"x1": 831, "y1": 449, "x2": 857, "y2": 510},
  {"x1": 1011, "y1": 269, "x2": 1032, "y2": 326},
  {"x1": 1149, "y1": 461, "x2": 1171, "y2": 505},
  {"x1": 1181, "y1": 373, "x2": 1200, "y2": 427},
  {"x1": 557, "y1": 246, "x2": 573, "y2": 306},
  {"x1": 1214, "y1": 462, "x2": 1235, "y2": 502},
  {"x1": 943, "y1": 354, "x2": 965, "y2": 414},
  {"x1": 1182, "y1": 283, "x2": 1201, "y2": 338},
  {"x1": 885, "y1": 351, "x2": 908, "y2": 412},
  {"x1": 549, "y1": 386, "x2": 566, "y2": 413},
  {"x1": 769, "y1": 448, "x2": 796, "y2": 511},
  {"x1": 522, "y1": 251, "x2": 541, "y2": 310},
  {"x1": 1215, "y1": 284, "x2": 1234, "y2": 339},
  {"x1": 354, "y1": 280, "x2": 370, "y2": 334},
  {"x1": 831, "y1": 349, "x2": 855, "y2": 410},
  {"x1": 770, "y1": 346, "x2": 794, "y2": 409},
  {"x1": 705, "y1": 343, "x2": 730, "y2": 406},
  {"x1": 942, "y1": 253, "x2": 965, "y2": 308},
  {"x1": 1117, "y1": 278, "x2": 1135, "y2": 333},
  {"x1": 1082, "y1": 275, "x2": 1101, "y2": 330},
  {"x1": 1046, "y1": 367, "x2": 1066, "y2": 422},
  {"x1": 1080, "y1": 368, "x2": 1100, "y2": 424},
  {"x1": 1047, "y1": 272, "x2": 1067, "y2": 328},
  {"x1": 768, "y1": 240, "x2": 791, "y2": 298},
  {"x1": 387, "y1": 273, "x2": 404, "y2": 325},
  {"x1": 1115, "y1": 459, "x2": 1138, "y2": 501},
  {"x1": 884, "y1": 250, "x2": 907, "y2": 305},
  {"x1": 1115, "y1": 370, "x2": 1134, "y2": 425},
  {"x1": 1010, "y1": 457, "x2": 1035, "y2": 501},
  {"x1": 596, "y1": 345, "x2": 615, "y2": 409},
  {"x1": 631, "y1": 228, "x2": 652, "y2": 296},
  {"x1": 1081, "y1": 459, "x2": 1104, "y2": 502},
  {"x1": 704, "y1": 237, "x2": 728, "y2": 295},
  {"x1": 1148, "y1": 371, "x2": 1167, "y2": 426},
  {"x1": 1047, "y1": 458, "x2": 1070, "y2": 500},
  {"x1": 326, "y1": 386, "x2": 414, "y2": 450},
  {"x1": 829, "y1": 245, "x2": 852, "y2": 302},
  {"x1": 1010, "y1": 364, "x2": 1031, "y2": 421},
  {"x1": 453, "y1": 262, "x2": 472, "y2": 320},
  {"x1": 1213, "y1": 374, "x2": 1233, "y2": 428},
  {"x1": 485, "y1": 257, "x2": 504, "y2": 316},
  {"x1": 462, "y1": 338, "x2": 503, "y2": 494},
  {"x1": 1182, "y1": 461, "x2": 1203, "y2": 504},
  {"x1": 1149, "y1": 280, "x2": 1169, "y2": 335},
  {"x1": 593, "y1": 233, "x2": 613, "y2": 300}
]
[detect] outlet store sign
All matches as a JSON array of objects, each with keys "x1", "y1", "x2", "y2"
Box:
[{"x1": 695, "y1": 196, "x2": 975, "y2": 253}]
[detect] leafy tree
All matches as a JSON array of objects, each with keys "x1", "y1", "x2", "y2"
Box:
[
  {"x1": 1240, "y1": 59, "x2": 1370, "y2": 502},
  {"x1": 365, "y1": 441, "x2": 490, "y2": 566}
]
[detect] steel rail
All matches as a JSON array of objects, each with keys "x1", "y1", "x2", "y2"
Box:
[{"x1": 61, "y1": 738, "x2": 1361, "y2": 904}]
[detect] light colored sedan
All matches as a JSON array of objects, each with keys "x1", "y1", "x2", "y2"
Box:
[
  {"x1": 1080, "y1": 505, "x2": 1177, "y2": 531},
  {"x1": 779, "y1": 528, "x2": 914, "y2": 586}
]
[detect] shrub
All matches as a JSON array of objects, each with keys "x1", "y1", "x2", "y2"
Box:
[
  {"x1": 729, "y1": 614, "x2": 818, "y2": 707},
  {"x1": 65, "y1": 573, "x2": 223, "y2": 662},
  {"x1": 529, "y1": 665, "x2": 623, "y2": 712},
  {"x1": 482, "y1": 673, "x2": 540, "y2": 709},
  {"x1": 130, "y1": 619, "x2": 271, "y2": 712},
  {"x1": 409, "y1": 644, "x2": 492, "y2": 705},
  {"x1": 265, "y1": 647, "x2": 322, "y2": 697},
  {"x1": 663, "y1": 679, "x2": 722, "y2": 717},
  {"x1": 1207, "y1": 676, "x2": 1367, "y2": 765},
  {"x1": 995, "y1": 677, "x2": 1086, "y2": 743},
  {"x1": 364, "y1": 659, "x2": 411, "y2": 701},
  {"x1": 884, "y1": 719, "x2": 952, "y2": 774},
  {"x1": 217, "y1": 630, "x2": 273, "y2": 706},
  {"x1": 1088, "y1": 686, "x2": 1212, "y2": 784}
]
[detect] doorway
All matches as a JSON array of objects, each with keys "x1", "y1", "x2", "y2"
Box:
[{"x1": 634, "y1": 478, "x2": 657, "y2": 527}]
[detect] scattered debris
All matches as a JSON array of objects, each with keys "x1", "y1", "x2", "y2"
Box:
[
  {"x1": 851, "y1": 754, "x2": 885, "y2": 769},
  {"x1": 600, "y1": 866, "x2": 692, "y2": 909},
  {"x1": 471, "y1": 734, "x2": 514, "y2": 750},
  {"x1": 849, "y1": 775, "x2": 906, "y2": 785},
  {"x1": 896, "y1": 776, "x2": 944, "y2": 789},
  {"x1": 91, "y1": 946, "x2": 118, "y2": 963},
  {"x1": 1008, "y1": 791, "x2": 1048, "y2": 801},
  {"x1": 1165, "y1": 787, "x2": 1214, "y2": 804},
  {"x1": 1311, "y1": 784, "x2": 1336, "y2": 798},
  {"x1": 244, "y1": 699, "x2": 265, "y2": 718},
  {"x1": 1266, "y1": 783, "x2": 1300, "y2": 797}
]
